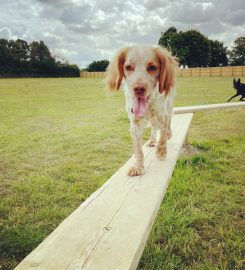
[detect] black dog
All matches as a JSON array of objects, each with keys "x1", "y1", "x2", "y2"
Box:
[{"x1": 227, "y1": 78, "x2": 245, "y2": 102}]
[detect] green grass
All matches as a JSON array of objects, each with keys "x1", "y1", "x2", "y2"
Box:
[{"x1": 0, "y1": 77, "x2": 244, "y2": 270}]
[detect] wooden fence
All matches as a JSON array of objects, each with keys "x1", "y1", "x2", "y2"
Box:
[
  {"x1": 80, "y1": 71, "x2": 106, "y2": 78},
  {"x1": 178, "y1": 66, "x2": 245, "y2": 77},
  {"x1": 80, "y1": 66, "x2": 245, "y2": 78}
]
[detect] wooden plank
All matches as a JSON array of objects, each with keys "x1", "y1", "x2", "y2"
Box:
[
  {"x1": 15, "y1": 114, "x2": 193, "y2": 270},
  {"x1": 233, "y1": 66, "x2": 244, "y2": 76},
  {"x1": 181, "y1": 69, "x2": 192, "y2": 77},
  {"x1": 210, "y1": 67, "x2": 221, "y2": 77},
  {"x1": 191, "y1": 68, "x2": 201, "y2": 77},
  {"x1": 222, "y1": 67, "x2": 232, "y2": 77},
  {"x1": 174, "y1": 102, "x2": 245, "y2": 114}
]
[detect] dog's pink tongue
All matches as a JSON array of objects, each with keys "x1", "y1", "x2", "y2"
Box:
[{"x1": 134, "y1": 97, "x2": 147, "y2": 117}]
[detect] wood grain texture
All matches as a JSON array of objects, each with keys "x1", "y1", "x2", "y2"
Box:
[{"x1": 15, "y1": 114, "x2": 193, "y2": 270}]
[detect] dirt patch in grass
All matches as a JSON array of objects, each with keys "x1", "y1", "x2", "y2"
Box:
[{"x1": 180, "y1": 144, "x2": 201, "y2": 156}]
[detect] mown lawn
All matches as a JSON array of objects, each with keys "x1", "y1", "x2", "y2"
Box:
[{"x1": 0, "y1": 77, "x2": 244, "y2": 270}]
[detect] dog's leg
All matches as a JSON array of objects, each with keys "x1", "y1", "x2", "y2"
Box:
[
  {"x1": 227, "y1": 93, "x2": 239, "y2": 102},
  {"x1": 156, "y1": 116, "x2": 168, "y2": 160},
  {"x1": 239, "y1": 96, "x2": 245, "y2": 101},
  {"x1": 128, "y1": 121, "x2": 144, "y2": 176},
  {"x1": 147, "y1": 124, "x2": 157, "y2": 147},
  {"x1": 167, "y1": 116, "x2": 172, "y2": 140}
]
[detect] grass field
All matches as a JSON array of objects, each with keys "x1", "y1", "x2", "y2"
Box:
[{"x1": 0, "y1": 77, "x2": 244, "y2": 270}]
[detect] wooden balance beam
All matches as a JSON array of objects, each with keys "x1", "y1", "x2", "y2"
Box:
[
  {"x1": 15, "y1": 101, "x2": 245, "y2": 270},
  {"x1": 174, "y1": 101, "x2": 245, "y2": 114},
  {"x1": 15, "y1": 114, "x2": 193, "y2": 270}
]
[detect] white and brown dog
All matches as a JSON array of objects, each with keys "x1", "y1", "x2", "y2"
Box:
[{"x1": 105, "y1": 45, "x2": 178, "y2": 176}]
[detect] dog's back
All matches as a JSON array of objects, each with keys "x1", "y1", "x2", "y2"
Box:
[
  {"x1": 234, "y1": 78, "x2": 245, "y2": 94},
  {"x1": 227, "y1": 78, "x2": 245, "y2": 101}
]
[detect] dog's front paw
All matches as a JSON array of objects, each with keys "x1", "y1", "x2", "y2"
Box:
[
  {"x1": 156, "y1": 145, "x2": 167, "y2": 160},
  {"x1": 128, "y1": 166, "x2": 144, "y2": 177}
]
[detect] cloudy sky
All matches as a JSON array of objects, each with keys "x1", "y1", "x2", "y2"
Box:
[{"x1": 0, "y1": 0, "x2": 244, "y2": 68}]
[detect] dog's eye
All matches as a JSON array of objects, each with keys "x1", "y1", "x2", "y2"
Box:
[
  {"x1": 125, "y1": 65, "x2": 133, "y2": 71},
  {"x1": 147, "y1": 65, "x2": 157, "y2": 72}
]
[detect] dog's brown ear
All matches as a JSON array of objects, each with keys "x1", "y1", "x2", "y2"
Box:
[
  {"x1": 105, "y1": 47, "x2": 130, "y2": 92},
  {"x1": 155, "y1": 47, "x2": 178, "y2": 95}
]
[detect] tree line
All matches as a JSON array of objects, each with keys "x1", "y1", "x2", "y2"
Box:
[
  {"x1": 159, "y1": 27, "x2": 244, "y2": 68},
  {"x1": 0, "y1": 39, "x2": 80, "y2": 77},
  {"x1": 1, "y1": 28, "x2": 244, "y2": 76},
  {"x1": 86, "y1": 28, "x2": 245, "y2": 71}
]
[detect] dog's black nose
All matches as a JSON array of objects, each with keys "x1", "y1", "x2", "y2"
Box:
[{"x1": 133, "y1": 85, "x2": 146, "y2": 96}]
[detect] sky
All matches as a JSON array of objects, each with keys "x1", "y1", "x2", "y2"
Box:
[{"x1": 0, "y1": 0, "x2": 244, "y2": 68}]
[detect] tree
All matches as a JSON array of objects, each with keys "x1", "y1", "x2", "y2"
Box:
[
  {"x1": 181, "y1": 30, "x2": 210, "y2": 67},
  {"x1": 8, "y1": 39, "x2": 29, "y2": 63},
  {"x1": 0, "y1": 39, "x2": 12, "y2": 66},
  {"x1": 159, "y1": 27, "x2": 229, "y2": 68},
  {"x1": 87, "y1": 60, "x2": 109, "y2": 71},
  {"x1": 29, "y1": 41, "x2": 54, "y2": 63},
  {"x1": 0, "y1": 38, "x2": 80, "y2": 77},
  {"x1": 229, "y1": 37, "x2": 245, "y2": 66},
  {"x1": 56, "y1": 61, "x2": 80, "y2": 77},
  {"x1": 208, "y1": 40, "x2": 228, "y2": 67},
  {"x1": 158, "y1": 27, "x2": 177, "y2": 49},
  {"x1": 159, "y1": 27, "x2": 188, "y2": 66},
  {"x1": 6, "y1": 39, "x2": 30, "y2": 75}
]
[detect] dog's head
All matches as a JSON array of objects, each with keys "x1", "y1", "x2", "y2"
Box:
[
  {"x1": 233, "y1": 78, "x2": 241, "y2": 89},
  {"x1": 105, "y1": 45, "x2": 178, "y2": 117}
]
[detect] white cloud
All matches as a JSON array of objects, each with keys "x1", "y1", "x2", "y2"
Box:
[
  {"x1": 170, "y1": 1, "x2": 216, "y2": 24},
  {"x1": 0, "y1": 27, "x2": 13, "y2": 39},
  {"x1": 0, "y1": 0, "x2": 244, "y2": 68}
]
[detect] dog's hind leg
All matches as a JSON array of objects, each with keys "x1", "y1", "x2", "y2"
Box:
[
  {"x1": 156, "y1": 116, "x2": 168, "y2": 160},
  {"x1": 167, "y1": 116, "x2": 172, "y2": 140},
  {"x1": 227, "y1": 93, "x2": 239, "y2": 102},
  {"x1": 239, "y1": 96, "x2": 245, "y2": 101}
]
